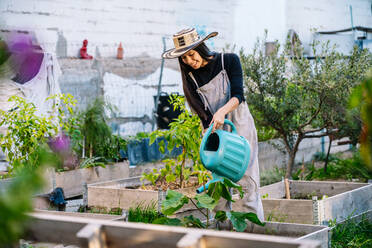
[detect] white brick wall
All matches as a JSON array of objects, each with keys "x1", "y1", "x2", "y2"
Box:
[
  {"x1": 1, "y1": 0, "x2": 370, "y2": 55},
  {"x1": 0, "y1": 0, "x2": 234, "y2": 57},
  {"x1": 233, "y1": 0, "x2": 372, "y2": 53}
]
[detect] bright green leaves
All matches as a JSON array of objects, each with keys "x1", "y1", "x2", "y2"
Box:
[
  {"x1": 152, "y1": 217, "x2": 183, "y2": 226},
  {"x1": 161, "y1": 190, "x2": 189, "y2": 216},
  {"x1": 142, "y1": 95, "x2": 210, "y2": 189},
  {"x1": 207, "y1": 178, "x2": 244, "y2": 202},
  {"x1": 158, "y1": 179, "x2": 265, "y2": 232},
  {"x1": 214, "y1": 210, "x2": 227, "y2": 222},
  {"x1": 0, "y1": 96, "x2": 60, "y2": 170},
  {"x1": 194, "y1": 193, "x2": 218, "y2": 211},
  {"x1": 227, "y1": 211, "x2": 265, "y2": 232},
  {"x1": 182, "y1": 215, "x2": 206, "y2": 228}
]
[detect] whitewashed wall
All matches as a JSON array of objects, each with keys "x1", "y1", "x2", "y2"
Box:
[
  {"x1": 0, "y1": 0, "x2": 233, "y2": 57},
  {"x1": 233, "y1": 0, "x2": 372, "y2": 54},
  {"x1": 232, "y1": 0, "x2": 287, "y2": 52},
  {"x1": 1, "y1": 0, "x2": 370, "y2": 55}
]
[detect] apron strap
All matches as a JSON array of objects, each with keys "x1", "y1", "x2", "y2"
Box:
[
  {"x1": 188, "y1": 72, "x2": 209, "y2": 111},
  {"x1": 188, "y1": 72, "x2": 199, "y2": 89},
  {"x1": 221, "y1": 52, "x2": 225, "y2": 71}
]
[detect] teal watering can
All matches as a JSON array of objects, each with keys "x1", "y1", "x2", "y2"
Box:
[{"x1": 197, "y1": 119, "x2": 251, "y2": 193}]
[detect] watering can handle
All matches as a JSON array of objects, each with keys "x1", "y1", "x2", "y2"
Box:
[{"x1": 204, "y1": 119, "x2": 237, "y2": 138}]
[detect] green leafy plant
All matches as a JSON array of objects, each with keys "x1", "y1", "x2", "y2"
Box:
[
  {"x1": 79, "y1": 98, "x2": 116, "y2": 160},
  {"x1": 128, "y1": 201, "x2": 162, "y2": 223},
  {"x1": 330, "y1": 214, "x2": 372, "y2": 248},
  {"x1": 266, "y1": 210, "x2": 288, "y2": 222},
  {"x1": 156, "y1": 177, "x2": 265, "y2": 232},
  {"x1": 292, "y1": 151, "x2": 372, "y2": 182},
  {"x1": 79, "y1": 156, "x2": 105, "y2": 169},
  {"x1": 241, "y1": 31, "x2": 372, "y2": 178},
  {"x1": 0, "y1": 96, "x2": 58, "y2": 172},
  {"x1": 260, "y1": 167, "x2": 286, "y2": 186},
  {"x1": 142, "y1": 95, "x2": 210, "y2": 189}
]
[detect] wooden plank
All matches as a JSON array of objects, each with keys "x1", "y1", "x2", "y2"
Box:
[
  {"x1": 297, "y1": 227, "x2": 329, "y2": 248},
  {"x1": 88, "y1": 177, "x2": 200, "y2": 215},
  {"x1": 177, "y1": 232, "x2": 205, "y2": 248},
  {"x1": 259, "y1": 181, "x2": 285, "y2": 199},
  {"x1": 262, "y1": 199, "x2": 314, "y2": 224},
  {"x1": 251, "y1": 221, "x2": 328, "y2": 247},
  {"x1": 25, "y1": 213, "x2": 320, "y2": 248},
  {"x1": 34, "y1": 209, "x2": 121, "y2": 220},
  {"x1": 289, "y1": 180, "x2": 367, "y2": 198},
  {"x1": 88, "y1": 176, "x2": 147, "y2": 188},
  {"x1": 56, "y1": 162, "x2": 129, "y2": 198},
  {"x1": 322, "y1": 184, "x2": 372, "y2": 224},
  {"x1": 233, "y1": 198, "x2": 313, "y2": 224},
  {"x1": 77, "y1": 223, "x2": 107, "y2": 248},
  {"x1": 88, "y1": 186, "x2": 158, "y2": 210}
]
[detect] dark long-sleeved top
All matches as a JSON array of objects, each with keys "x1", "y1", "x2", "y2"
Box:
[{"x1": 185, "y1": 52, "x2": 245, "y2": 128}]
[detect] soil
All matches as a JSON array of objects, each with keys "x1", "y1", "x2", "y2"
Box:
[{"x1": 139, "y1": 176, "x2": 201, "y2": 192}]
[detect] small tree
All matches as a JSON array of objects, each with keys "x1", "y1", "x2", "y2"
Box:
[
  {"x1": 144, "y1": 95, "x2": 210, "y2": 189},
  {"x1": 240, "y1": 33, "x2": 372, "y2": 178}
]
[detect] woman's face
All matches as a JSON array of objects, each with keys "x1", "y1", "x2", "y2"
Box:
[{"x1": 181, "y1": 49, "x2": 206, "y2": 70}]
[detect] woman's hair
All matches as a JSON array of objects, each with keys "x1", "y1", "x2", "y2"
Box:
[{"x1": 178, "y1": 42, "x2": 214, "y2": 122}]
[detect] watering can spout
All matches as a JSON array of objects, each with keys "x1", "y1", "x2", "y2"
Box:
[{"x1": 196, "y1": 174, "x2": 222, "y2": 193}]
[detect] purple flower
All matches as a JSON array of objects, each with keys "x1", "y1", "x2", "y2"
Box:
[{"x1": 48, "y1": 133, "x2": 70, "y2": 154}]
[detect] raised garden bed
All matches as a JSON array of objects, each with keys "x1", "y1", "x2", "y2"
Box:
[
  {"x1": 233, "y1": 180, "x2": 372, "y2": 225},
  {"x1": 46, "y1": 162, "x2": 130, "y2": 199},
  {"x1": 87, "y1": 176, "x2": 205, "y2": 219},
  {"x1": 24, "y1": 212, "x2": 323, "y2": 248},
  {"x1": 1, "y1": 162, "x2": 129, "y2": 212}
]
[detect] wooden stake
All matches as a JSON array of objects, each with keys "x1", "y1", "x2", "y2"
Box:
[{"x1": 284, "y1": 178, "x2": 291, "y2": 199}]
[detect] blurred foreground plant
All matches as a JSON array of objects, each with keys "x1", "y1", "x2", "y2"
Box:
[
  {"x1": 0, "y1": 146, "x2": 59, "y2": 246},
  {"x1": 349, "y1": 70, "x2": 372, "y2": 170}
]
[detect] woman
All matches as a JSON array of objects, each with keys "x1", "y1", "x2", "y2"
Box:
[{"x1": 162, "y1": 28, "x2": 264, "y2": 222}]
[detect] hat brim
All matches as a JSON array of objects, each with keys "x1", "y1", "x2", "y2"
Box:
[{"x1": 162, "y1": 31, "x2": 218, "y2": 59}]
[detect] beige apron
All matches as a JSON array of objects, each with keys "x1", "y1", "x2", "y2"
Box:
[{"x1": 189, "y1": 53, "x2": 264, "y2": 222}]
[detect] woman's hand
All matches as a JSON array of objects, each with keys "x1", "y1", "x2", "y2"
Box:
[
  {"x1": 209, "y1": 97, "x2": 240, "y2": 133},
  {"x1": 210, "y1": 108, "x2": 227, "y2": 133},
  {"x1": 202, "y1": 128, "x2": 207, "y2": 135}
]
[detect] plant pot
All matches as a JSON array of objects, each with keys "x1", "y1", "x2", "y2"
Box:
[
  {"x1": 127, "y1": 137, "x2": 183, "y2": 165},
  {"x1": 127, "y1": 139, "x2": 148, "y2": 165}
]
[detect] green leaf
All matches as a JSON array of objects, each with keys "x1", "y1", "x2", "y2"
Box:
[
  {"x1": 165, "y1": 174, "x2": 176, "y2": 183},
  {"x1": 222, "y1": 178, "x2": 244, "y2": 199},
  {"x1": 194, "y1": 193, "x2": 218, "y2": 211},
  {"x1": 207, "y1": 181, "x2": 222, "y2": 201},
  {"x1": 214, "y1": 210, "x2": 227, "y2": 222},
  {"x1": 182, "y1": 215, "x2": 206, "y2": 228},
  {"x1": 227, "y1": 211, "x2": 265, "y2": 232},
  {"x1": 161, "y1": 190, "x2": 189, "y2": 216},
  {"x1": 152, "y1": 217, "x2": 182, "y2": 226}
]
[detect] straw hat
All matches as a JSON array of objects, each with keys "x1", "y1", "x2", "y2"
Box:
[{"x1": 162, "y1": 28, "x2": 218, "y2": 59}]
